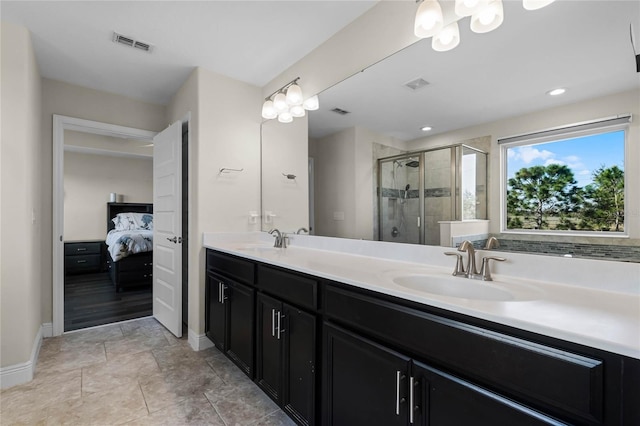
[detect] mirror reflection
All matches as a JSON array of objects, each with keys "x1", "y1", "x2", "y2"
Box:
[{"x1": 262, "y1": 1, "x2": 640, "y2": 261}]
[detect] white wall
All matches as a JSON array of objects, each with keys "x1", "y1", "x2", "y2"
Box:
[
  {"x1": 261, "y1": 118, "x2": 309, "y2": 233},
  {"x1": 167, "y1": 67, "x2": 262, "y2": 336},
  {"x1": 0, "y1": 22, "x2": 42, "y2": 372},
  {"x1": 407, "y1": 89, "x2": 640, "y2": 242},
  {"x1": 264, "y1": 1, "x2": 420, "y2": 100},
  {"x1": 63, "y1": 151, "x2": 153, "y2": 241},
  {"x1": 311, "y1": 126, "x2": 409, "y2": 240},
  {"x1": 41, "y1": 78, "x2": 166, "y2": 325}
]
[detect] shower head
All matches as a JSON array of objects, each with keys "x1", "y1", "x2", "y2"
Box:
[{"x1": 405, "y1": 160, "x2": 419, "y2": 168}]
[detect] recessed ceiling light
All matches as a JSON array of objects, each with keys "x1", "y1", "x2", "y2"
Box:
[
  {"x1": 421, "y1": 126, "x2": 432, "y2": 132},
  {"x1": 547, "y1": 88, "x2": 566, "y2": 96}
]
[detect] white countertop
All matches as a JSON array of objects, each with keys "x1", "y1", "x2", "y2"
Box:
[{"x1": 203, "y1": 232, "x2": 640, "y2": 359}]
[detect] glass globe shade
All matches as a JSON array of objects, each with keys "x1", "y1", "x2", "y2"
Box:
[{"x1": 261, "y1": 100, "x2": 277, "y2": 120}]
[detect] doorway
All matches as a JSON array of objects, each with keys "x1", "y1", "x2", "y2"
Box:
[{"x1": 53, "y1": 115, "x2": 189, "y2": 336}]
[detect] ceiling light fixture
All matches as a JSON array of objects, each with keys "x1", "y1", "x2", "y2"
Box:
[
  {"x1": 421, "y1": 126, "x2": 433, "y2": 132},
  {"x1": 261, "y1": 78, "x2": 319, "y2": 123},
  {"x1": 547, "y1": 88, "x2": 566, "y2": 96},
  {"x1": 414, "y1": 0, "x2": 556, "y2": 51}
]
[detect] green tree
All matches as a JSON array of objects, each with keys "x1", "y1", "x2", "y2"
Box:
[
  {"x1": 582, "y1": 165, "x2": 624, "y2": 231},
  {"x1": 507, "y1": 164, "x2": 579, "y2": 230}
]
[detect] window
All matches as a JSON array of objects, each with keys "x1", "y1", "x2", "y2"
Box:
[{"x1": 501, "y1": 117, "x2": 628, "y2": 235}]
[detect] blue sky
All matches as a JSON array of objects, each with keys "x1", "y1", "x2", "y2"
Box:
[{"x1": 506, "y1": 130, "x2": 625, "y2": 188}]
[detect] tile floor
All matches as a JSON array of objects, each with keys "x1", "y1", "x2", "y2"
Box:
[{"x1": 0, "y1": 317, "x2": 296, "y2": 425}]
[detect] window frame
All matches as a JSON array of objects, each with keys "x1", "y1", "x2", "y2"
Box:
[{"x1": 499, "y1": 118, "x2": 630, "y2": 238}]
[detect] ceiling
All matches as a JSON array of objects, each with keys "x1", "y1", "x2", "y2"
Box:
[
  {"x1": 309, "y1": 0, "x2": 640, "y2": 141},
  {"x1": 1, "y1": 1, "x2": 377, "y2": 105}
]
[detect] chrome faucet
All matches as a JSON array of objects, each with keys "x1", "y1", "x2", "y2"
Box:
[
  {"x1": 445, "y1": 240, "x2": 506, "y2": 281},
  {"x1": 484, "y1": 236, "x2": 499, "y2": 249},
  {"x1": 269, "y1": 229, "x2": 283, "y2": 248},
  {"x1": 457, "y1": 240, "x2": 478, "y2": 277},
  {"x1": 296, "y1": 227, "x2": 308, "y2": 234}
]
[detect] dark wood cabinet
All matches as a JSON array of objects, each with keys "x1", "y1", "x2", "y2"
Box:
[
  {"x1": 324, "y1": 323, "x2": 563, "y2": 426},
  {"x1": 64, "y1": 241, "x2": 103, "y2": 274},
  {"x1": 256, "y1": 268, "x2": 317, "y2": 426},
  {"x1": 205, "y1": 270, "x2": 255, "y2": 376},
  {"x1": 324, "y1": 324, "x2": 409, "y2": 426},
  {"x1": 204, "y1": 248, "x2": 639, "y2": 426}
]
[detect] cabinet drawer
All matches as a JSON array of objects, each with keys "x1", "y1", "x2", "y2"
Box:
[
  {"x1": 118, "y1": 269, "x2": 153, "y2": 284},
  {"x1": 65, "y1": 254, "x2": 101, "y2": 272},
  {"x1": 324, "y1": 285, "x2": 604, "y2": 424},
  {"x1": 207, "y1": 250, "x2": 255, "y2": 285},
  {"x1": 65, "y1": 242, "x2": 101, "y2": 255},
  {"x1": 117, "y1": 254, "x2": 153, "y2": 271},
  {"x1": 257, "y1": 265, "x2": 318, "y2": 310}
]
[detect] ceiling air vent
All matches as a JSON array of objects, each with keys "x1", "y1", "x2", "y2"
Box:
[
  {"x1": 112, "y1": 32, "x2": 154, "y2": 53},
  {"x1": 404, "y1": 77, "x2": 430, "y2": 91},
  {"x1": 331, "y1": 108, "x2": 351, "y2": 115}
]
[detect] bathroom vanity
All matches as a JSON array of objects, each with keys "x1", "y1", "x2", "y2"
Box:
[{"x1": 203, "y1": 233, "x2": 640, "y2": 426}]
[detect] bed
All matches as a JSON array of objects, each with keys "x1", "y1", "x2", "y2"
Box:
[{"x1": 106, "y1": 202, "x2": 153, "y2": 292}]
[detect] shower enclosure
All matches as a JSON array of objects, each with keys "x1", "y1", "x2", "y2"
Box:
[{"x1": 378, "y1": 145, "x2": 487, "y2": 245}]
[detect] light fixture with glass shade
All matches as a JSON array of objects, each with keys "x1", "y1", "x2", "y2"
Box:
[
  {"x1": 290, "y1": 104, "x2": 306, "y2": 118},
  {"x1": 432, "y1": 21, "x2": 460, "y2": 51},
  {"x1": 273, "y1": 93, "x2": 288, "y2": 113},
  {"x1": 285, "y1": 83, "x2": 303, "y2": 106},
  {"x1": 261, "y1": 78, "x2": 319, "y2": 123},
  {"x1": 261, "y1": 100, "x2": 277, "y2": 120},
  {"x1": 303, "y1": 95, "x2": 319, "y2": 111},
  {"x1": 414, "y1": 0, "x2": 444, "y2": 38},
  {"x1": 470, "y1": 0, "x2": 504, "y2": 33},
  {"x1": 278, "y1": 111, "x2": 293, "y2": 123},
  {"x1": 455, "y1": 0, "x2": 488, "y2": 17},
  {"x1": 414, "y1": 0, "x2": 554, "y2": 52}
]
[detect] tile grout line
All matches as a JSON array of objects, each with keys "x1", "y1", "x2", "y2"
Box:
[{"x1": 138, "y1": 381, "x2": 151, "y2": 415}]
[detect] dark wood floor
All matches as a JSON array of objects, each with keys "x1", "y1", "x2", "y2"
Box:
[{"x1": 64, "y1": 272, "x2": 152, "y2": 332}]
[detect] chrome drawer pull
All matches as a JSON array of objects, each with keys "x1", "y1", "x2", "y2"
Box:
[
  {"x1": 396, "y1": 371, "x2": 401, "y2": 415},
  {"x1": 409, "y1": 376, "x2": 414, "y2": 424},
  {"x1": 271, "y1": 309, "x2": 276, "y2": 337},
  {"x1": 76, "y1": 248, "x2": 87, "y2": 251},
  {"x1": 76, "y1": 260, "x2": 87, "y2": 263}
]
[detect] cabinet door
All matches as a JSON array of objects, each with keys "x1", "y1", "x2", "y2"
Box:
[
  {"x1": 324, "y1": 324, "x2": 410, "y2": 426},
  {"x1": 256, "y1": 293, "x2": 282, "y2": 400},
  {"x1": 283, "y1": 303, "x2": 316, "y2": 426},
  {"x1": 206, "y1": 272, "x2": 226, "y2": 351},
  {"x1": 412, "y1": 361, "x2": 565, "y2": 426},
  {"x1": 226, "y1": 279, "x2": 255, "y2": 377}
]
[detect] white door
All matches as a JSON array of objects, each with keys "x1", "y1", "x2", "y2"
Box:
[{"x1": 153, "y1": 121, "x2": 183, "y2": 337}]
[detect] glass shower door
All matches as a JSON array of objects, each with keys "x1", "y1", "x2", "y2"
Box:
[
  {"x1": 378, "y1": 155, "x2": 421, "y2": 244},
  {"x1": 423, "y1": 147, "x2": 455, "y2": 245}
]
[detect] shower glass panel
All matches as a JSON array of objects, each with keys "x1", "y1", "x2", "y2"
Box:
[
  {"x1": 378, "y1": 145, "x2": 487, "y2": 246},
  {"x1": 424, "y1": 147, "x2": 455, "y2": 245},
  {"x1": 378, "y1": 155, "x2": 421, "y2": 244}
]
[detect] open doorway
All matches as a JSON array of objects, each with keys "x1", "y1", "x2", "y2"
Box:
[
  {"x1": 63, "y1": 129, "x2": 154, "y2": 331},
  {"x1": 52, "y1": 115, "x2": 189, "y2": 336}
]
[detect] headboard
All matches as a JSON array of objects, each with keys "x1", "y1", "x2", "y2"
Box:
[{"x1": 107, "y1": 202, "x2": 153, "y2": 232}]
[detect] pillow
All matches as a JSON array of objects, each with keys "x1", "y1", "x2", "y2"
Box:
[{"x1": 112, "y1": 212, "x2": 153, "y2": 231}]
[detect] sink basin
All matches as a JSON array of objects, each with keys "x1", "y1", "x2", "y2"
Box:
[{"x1": 392, "y1": 275, "x2": 541, "y2": 302}]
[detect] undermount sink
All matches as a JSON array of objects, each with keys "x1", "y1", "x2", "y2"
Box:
[{"x1": 392, "y1": 274, "x2": 541, "y2": 302}]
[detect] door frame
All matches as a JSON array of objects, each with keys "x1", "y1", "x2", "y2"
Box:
[{"x1": 52, "y1": 115, "x2": 157, "y2": 336}]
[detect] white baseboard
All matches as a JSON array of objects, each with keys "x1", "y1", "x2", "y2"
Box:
[
  {"x1": 0, "y1": 324, "x2": 44, "y2": 389},
  {"x1": 42, "y1": 322, "x2": 53, "y2": 338},
  {"x1": 187, "y1": 328, "x2": 214, "y2": 351}
]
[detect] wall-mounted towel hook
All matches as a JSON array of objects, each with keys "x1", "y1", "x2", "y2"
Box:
[
  {"x1": 282, "y1": 173, "x2": 296, "y2": 180},
  {"x1": 219, "y1": 167, "x2": 244, "y2": 174}
]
